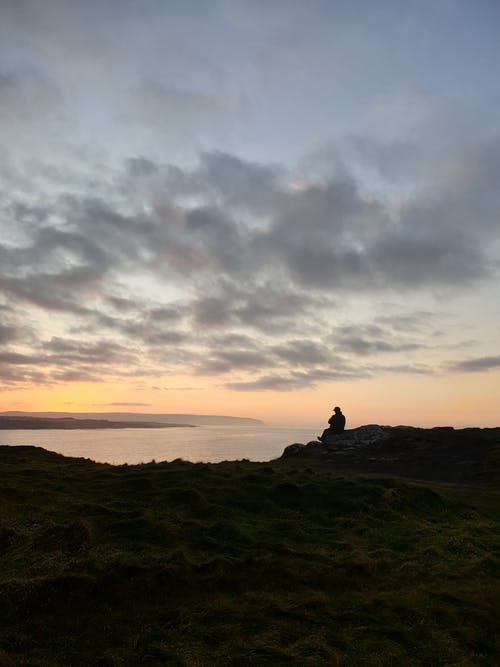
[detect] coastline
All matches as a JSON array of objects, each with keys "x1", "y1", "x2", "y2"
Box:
[{"x1": 0, "y1": 416, "x2": 195, "y2": 430}]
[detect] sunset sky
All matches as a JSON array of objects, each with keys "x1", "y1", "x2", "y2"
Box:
[{"x1": 1, "y1": 1, "x2": 499, "y2": 427}]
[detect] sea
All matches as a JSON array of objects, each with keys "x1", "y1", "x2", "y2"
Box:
[{"x1": 0, "y1": 425, "x2": 318, "y2": 465}]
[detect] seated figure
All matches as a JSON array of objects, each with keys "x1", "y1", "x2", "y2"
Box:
[{"x1": 318, "y1": 406, "x2": 346, "y2": 442}]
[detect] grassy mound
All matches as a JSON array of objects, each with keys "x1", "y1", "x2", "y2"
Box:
[{"x1": 0, "y1": 445, "x2": 499, "y2": 665}]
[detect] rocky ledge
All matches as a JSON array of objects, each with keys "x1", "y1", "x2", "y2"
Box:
[
  {"x1": 282, "y1": 424, "x2": 390, "y2": 457},
  {"x1": 279, "y1": 424, "x2": 500, "y2": 484}
]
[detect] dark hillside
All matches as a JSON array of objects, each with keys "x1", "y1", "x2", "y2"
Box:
[
  {"x1": 279, "y1": 425, "x2": 500, "y2": 484},
  {"x1": 0, "y1": 432, "x2": 499, "y2": 666}
]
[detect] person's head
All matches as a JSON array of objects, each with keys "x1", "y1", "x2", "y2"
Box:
[{"x1": 333, "y1": 406, "x2": 341, "y2": 414}]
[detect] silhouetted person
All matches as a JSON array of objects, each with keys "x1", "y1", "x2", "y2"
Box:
[{"x1": 318, "y1": 406, "x2": 346, "y2": 442}]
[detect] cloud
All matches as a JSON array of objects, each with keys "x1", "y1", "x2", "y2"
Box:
[
  {"x1": 70, "y1": 145, "x2": 498, "y2": 298},
  {"x1": 271, "y1": 339, "x2": 330, "y2": 365},
  {"x1": 0, "y1": 0, "x2": 498, "y2": 403},
  {"x1": 1, "y1": 136, "x2": 499, "y2": 390},
  {"x1": 0, "y1": 334, "x2": 146, "y2": 388},
  {"x1": 0, "y1": 324, "x2": 19, "y2": 345},
  {"x1": 42, "y1": 338, "x2": 132, "y2": 364},
  {"x1": 190, "y1": 151, "x2": 284, "y2": 214},
  {"x1": 225, "y1": 366, "x2": 367, "y2": 392},
  {"x1": 0, "y1": 68, "x2": 61, "y2": 127},
  {"x1": 0, "y1": 271, "x2": 100, "y2": 315},
  {"x1": 376, "y1": 363, "x2": 433, "y2": 376},
  {"x1": 374, "y1": 311, "x2": 445, "y2": 334},
  {"x1": 370, "y1": 229, "x2": 488, "y2": 287},
  {"x1": 331, "y1": 324, "x2": 424, "y2": 356},
  {"x1": 189, "y1": 281, "x2": 331, "y2": 334},
  {"x1": 449, "y1": 356, "x2": 500, "y2": 373},
  {"x1": 226, "y1": 374, "x2": 309, "y2": 392},
  {"x1": 0, "y1": 351, "x2": 38, "y2": 365},
  {"x1": 0, "y1": 221, "x2": 111, "y2": 314},
  {"x1": 128, "y1": 80, "x2": 248, "y2": 138},
  {"x1": 196, "y1": 349, "x2": 275, "y2": 376}
]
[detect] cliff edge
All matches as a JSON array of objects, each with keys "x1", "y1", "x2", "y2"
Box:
[{"x1": 279, "y1": 424, "x2": 500, "y2": 484}]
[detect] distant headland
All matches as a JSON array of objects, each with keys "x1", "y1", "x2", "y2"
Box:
[
  {"x1": 0, "y1": 415, "x2": 193, "y2": 430},
  {"x1": 0, "y1": 411, "x2": 264, "y2": 428}
]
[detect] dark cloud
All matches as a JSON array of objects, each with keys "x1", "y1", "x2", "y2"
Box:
[
  {"x1": 0, "y1": 367, "x2": 49, "y2": 388},
  {"x1": 196, "y1": 349, "x2": 274, "y2": 376},
  {"x1": 226, "y1": 374, "x2": 310, "y2": 392},
  {"x1": 374, "y1": 311, "x2": 444, "y2": 334},
  {"x1": 46, "y1": 147, "x2": 495, "y2": 299},
  {"x1": 376, "y1": 363, "x2": 434, "y2": 375},
  {"x1": 225, "y1": 366, "x2": 366, "y2": 392},
  {"x1": 331, "y1": 325, "x2": 423, "y2": 356},
  {"x1": 50, "y1": 368, "x2": 103, "y2": 383},
  {"x1": 105, "y1": 296, "x2": 139, "y2": 312},
  {"x1": 80, "y1": 305, "x2": 187, "y2": 348},
  {"x1": 0, "y1": 348, "x2": 60, "y2": 386},
  {"x1": 148, "y1": 306, "x2": 183, "y2": 322},
  {"x1": 183, "y1": 206, "x2": 247, "y2": 276},
  {"x1": 191, "y1": 296, "x2": 233, "y2": 328},
  {"x1": 126, "y1": 157, "x2": 159, "y2": 179},
  {"x1": 1, "y1": 137, "x2": 499, "y2": 390},
  {"x1": 124, "y1": 327, "x2": 185, "y2": 346},
  {"x1": 0, "y1": 335, "x2": 143, "y2": 388},
  {"x1": 0, "y1": 351, "x2": 38, "y2": 365},
  {"x1": 0, "y1": 324, "x2": 19, "y2": 344},
  {"x1": 235, "y1": 285, "x2": 329, "y2": 332},
  {"x1": 154, "y1": 150, "x2": 282, "y2": 210},
  {"x1": 42, "y1": 338, "x2": 133, "y2": 365},
  {"x1": 225, "y1": 356, "x2": 436, "y2": 391},
  {"x1": 0, "y1": 220, "x2": 110, "y2": 315},
  {"x1": 0, "y1": 271, "x2": 99, "y2": 315},
  {"x1": 449, "y1": 356, "x2": 500, "y2": 373},
  {"x1": 190, "y1": 280, "x2": 333, "y2": 335},
  {"x1": 208, "y1": 333, "x2": 259, "y2": 349},
  {"x1": 8, "y1": 201, "x2": 50, "y2": 227},
  {"x1": 271, "y1": 339, "x2": 330, "y2": 365},
  {"x1": 371, "y1": 227, "x2": 488, "y2": 287},
  {"x1": 255, "y1": 179, "x2": 370, "y2": 289},
  {"x1": 0, "y1": 224, "x2": 107, "y2": 274},
  {"x1": 193, "y1": 151, "x2": 284, "y2": 214}
]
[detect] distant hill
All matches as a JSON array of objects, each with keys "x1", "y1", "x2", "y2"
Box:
[
  {"x1": 1, "y1": 411, "x2": 264, "y2": 426},
  {"x1": 0, "y1": 416, "x2": 193, "y2": 430}
]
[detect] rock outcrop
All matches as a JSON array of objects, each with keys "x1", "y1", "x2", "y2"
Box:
[
  {"x1": 281, "y1": 425, "x2": 390, "y2": 458},
  {"x1": 279, "y1": 425, "x2": 500, "y2": 484}
]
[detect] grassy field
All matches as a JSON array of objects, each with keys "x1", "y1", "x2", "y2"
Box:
[{"x1": 0, "y1": 441, "x2": 499, "y2": 666}]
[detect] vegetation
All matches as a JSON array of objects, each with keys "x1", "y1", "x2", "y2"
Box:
[
  {"x1": 0, "y1": 439, "x2": 499, "y2": 666},
  {"x1": 0, "y1": 416, "x2": 192, "y2": 429}
]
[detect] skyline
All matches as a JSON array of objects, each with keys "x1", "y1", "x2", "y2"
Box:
[{"x1": 1, "y1": 1, "x2": 499, "y2": 427}]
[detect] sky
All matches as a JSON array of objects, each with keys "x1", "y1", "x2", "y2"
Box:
[{"x1": 0, "y1": 0, "x2": 499, "y2": 427}]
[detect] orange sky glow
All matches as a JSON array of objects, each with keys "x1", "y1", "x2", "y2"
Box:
[{"x1": 3, "y1": 369, "x2": 499, "y2": 428}]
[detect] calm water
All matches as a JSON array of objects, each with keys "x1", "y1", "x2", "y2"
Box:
[{"x1": 0, "y1": 425, "x2": 317, "y2": 464}]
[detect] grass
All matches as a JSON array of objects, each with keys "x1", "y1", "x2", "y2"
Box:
[{"x1": 0, "y1": 444, "x2": 499, "y2": 665}]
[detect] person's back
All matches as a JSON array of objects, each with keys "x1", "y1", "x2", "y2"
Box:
[
  {"x1": 318, "y1": 406, "x2": 346, "y2": 442},
  {"x1": 328, "y1": 408, "x2": 346, "y2": 434}
]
